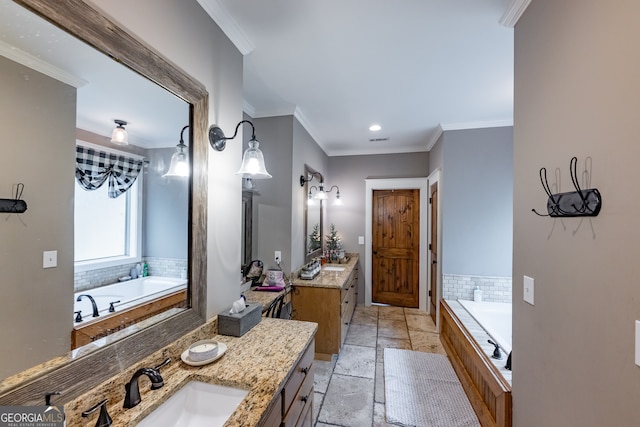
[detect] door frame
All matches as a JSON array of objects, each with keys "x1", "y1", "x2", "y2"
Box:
[
  {"x1": 365, "y1": 178, "x2": 429, "y2": 312},
  {"x1": 426, "y1": 169, "x2": 442, "y2": 328}
]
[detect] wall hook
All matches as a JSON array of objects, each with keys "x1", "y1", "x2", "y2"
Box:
[
  {"x1": 532, "y1": 157, "x2": 601, "y2": 218},
  {"x1": 0, "y1": 183, "x2": 27, "y2": 213}
]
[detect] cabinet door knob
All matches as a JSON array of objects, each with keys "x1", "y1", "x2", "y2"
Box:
[
  {"x1": 301, "y1": 395, "x2": 309, "y2": 403},
  {"x1": 301, "y1": 367, "x2": 309, "y2": 374}
]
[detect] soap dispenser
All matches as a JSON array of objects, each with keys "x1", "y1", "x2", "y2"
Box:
[{"x1": 473, "y1": 286, "x2": 483, "y2": 302}]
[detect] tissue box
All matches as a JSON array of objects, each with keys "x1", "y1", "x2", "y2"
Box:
[{"x1": 218, "y1": 302, "x2": 262, "y2": 337}]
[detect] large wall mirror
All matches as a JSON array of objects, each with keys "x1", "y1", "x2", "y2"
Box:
[
  {"x1": 302, "y1": 165, "x2": 324, "y2": 263},
  {"x1": 0, "y1": 0, "x2": 208, "y2": 404}
]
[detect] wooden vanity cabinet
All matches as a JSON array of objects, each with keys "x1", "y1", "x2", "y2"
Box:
[
  {"x1": 260, "y1": 340, "x2": 315, "y2": 427},
  {"x1": 292, "y1": 266, "x2": 358, "y2": 360}
]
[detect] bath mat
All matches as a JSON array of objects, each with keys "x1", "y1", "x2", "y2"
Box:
[{"x1": 384, "y1": 348, "x2": 480, "y2": 427}]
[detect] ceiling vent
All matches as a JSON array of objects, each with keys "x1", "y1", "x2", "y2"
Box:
[{"x1": 369, "y1": 137, "x2": 390, "y2": 142}]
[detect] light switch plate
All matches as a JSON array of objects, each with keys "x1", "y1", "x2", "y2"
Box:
[
  {"x1": 43, "y1": 250, "x2": 57, "y2": 268},
  {"x1": 636, "y1": 321, "x2": 640, "y2": 367},
  {"x1": 523, "y1": 275, "x2": 534, "y2": 305},
  {"x1": 358, "y1": 236, "x2": 364, "y2": 245}
]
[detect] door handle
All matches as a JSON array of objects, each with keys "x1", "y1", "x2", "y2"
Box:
[{"x1": 373, "y1": 250, "x2": 378, "y2": 255}]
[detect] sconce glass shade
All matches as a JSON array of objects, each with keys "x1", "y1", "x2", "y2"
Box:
[
  {"x1": 333, "y1": 191, "x2": 344, "y2": 206},
  {"x1": 236, "y1": 138, "x2": 272, "y2": 179},
  {"x1": 163, "y1": 147, "x2": 188, "y2": 177},
  {"x1": 111, "y1": 120, "x2": 128, "y2": 145},
  {"x1": 163, "y1": 125, "x2": 189, "y2": 178},
  {"x1": 315, "y1": 183, "x2": 328, "y2": 200}
]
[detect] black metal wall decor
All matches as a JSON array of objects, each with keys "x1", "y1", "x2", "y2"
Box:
[
  {"x1": 0, "y1": 183, "x2": 27, "y2": 213},
  {"x1": 532, "y1": 157, "x2": 601, "y2": 217}
]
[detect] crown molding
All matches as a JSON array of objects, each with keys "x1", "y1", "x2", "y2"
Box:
[
  {"x1": 293, "y1": 106, "x2": 324, "y2": 149},
  {"x1": 440, "y1": 119, "x2": 513, "y2": 131},
  {"x1": 197, "y1": 0, "x2": 254, "y2": 55},
  {"x1": 0, "y1": 40, "x2": 87, "y2": 88},
  {"x1": 500, "y1": 0, "x2": 532, "y2": 27},
  {"x1": 426, "y1": 125, "x2": 443, "y2": 151},
  {"x1": 242, "y1": 99, "x2": 256, "y2": 118}
]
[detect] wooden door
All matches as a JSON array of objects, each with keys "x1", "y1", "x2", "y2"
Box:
[
  {"x1": 372, "y1": 189, "x2": 420, "y2": 308},
  {"x1": 429, "y1": 182, "x2": 438, "y2": 323}
]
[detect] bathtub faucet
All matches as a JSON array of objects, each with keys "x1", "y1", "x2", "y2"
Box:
[
  {"x1": 77, "y1": 294, "x2": 99, "y2": 317},
  {"x1": 488, "y1": 339, "x2": 502, "y2": 360}
]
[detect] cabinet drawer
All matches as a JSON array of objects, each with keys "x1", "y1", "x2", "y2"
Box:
[
  {"x1": 296, "y1": 392, "x2": 314, "y2": 427},
  {"x1": 282, "y1": 367, "x2": 314, "y2": 427},
  {"x1": 282, "y1": 340, "x2": 314, "y2": 411},
  {"x1": 260, "y1": 392, "x2": 282, "y2": 427}
]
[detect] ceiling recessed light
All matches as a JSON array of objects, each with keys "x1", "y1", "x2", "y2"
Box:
[{"x1": 369, "y1": 124, "x2": 381, "y2": 132}]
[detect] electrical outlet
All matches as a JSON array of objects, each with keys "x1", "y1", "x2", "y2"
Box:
[{"x1": 274, "y1": 251, "x2": 281, "y2": 263}]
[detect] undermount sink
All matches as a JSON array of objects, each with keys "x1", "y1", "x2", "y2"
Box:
[
  {"x1": 137, "y1": 381, "x2": 248, "y2": 427},
  {"x1": 323, "y1": 266, "x2": 345, "y2": 272}
]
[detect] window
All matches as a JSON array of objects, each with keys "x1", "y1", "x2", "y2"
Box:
[{"x1": 74, "y1": 145, "x2": 143, "y2": 270}]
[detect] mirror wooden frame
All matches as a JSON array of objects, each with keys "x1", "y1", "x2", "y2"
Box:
[
  {"x1": 303, "y1": 164, "x2": 324, "y2": 263},
  {"x1": 0, "y1": 0, "x2": 208, "y2": 405}
]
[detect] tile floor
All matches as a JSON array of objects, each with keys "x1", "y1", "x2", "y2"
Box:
[{"x1": 312, "y1": 304, "x2": 447, "y2": 427}]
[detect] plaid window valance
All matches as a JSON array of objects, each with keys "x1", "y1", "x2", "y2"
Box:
[{"x1": 75, "y1": 145, "x2": 144, "y2": 198}]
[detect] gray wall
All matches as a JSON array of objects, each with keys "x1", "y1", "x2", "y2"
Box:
[
  {"x1": 0, "y1": 56, "x2": 76, "y2": 378},
  {"x1": 328, "y1": 152, "x2": 430, "y2": 303},
  {"x1": 513, "y1": 0, "x2": 640, "y2": 425},
  {"x1": 440, "y1": 127, "x2": 513, "y2": 277},
  {"x1": 143, "y1": 148, "x2": 189, "y2": 259}
]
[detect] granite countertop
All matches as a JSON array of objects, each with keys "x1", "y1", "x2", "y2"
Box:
[
  {"x1": 65, "y1": 317, "x2": 317, "y2": 426},
  {"x1": 243, "y1": 287, "x2": 289, "y2": 312},
  {"x1": 291, "y1": 254, "x2": 359, "y2": 289}
]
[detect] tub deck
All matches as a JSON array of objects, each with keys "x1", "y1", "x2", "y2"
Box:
[{"x1": 440, "y1": 299, "x2": 512, "y2": 427}]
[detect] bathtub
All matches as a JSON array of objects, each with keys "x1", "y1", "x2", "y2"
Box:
[
  {"x1": 73, "y1": 276, "x2": 187, "y2": 323},
  {"x1": 458, "y1": 299, "x2": 512, "y2": 355}
]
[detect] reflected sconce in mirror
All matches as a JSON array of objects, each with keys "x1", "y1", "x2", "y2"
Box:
[
  {"x1": 163, "y1": 125, "x2": 189, "y2": 178},
  {"x1": 209, "y1": 120, "x2": 272, "y2": 179},
  {"x1": 110, "y1": 119, "x2": 128, "y2": 145},
  {"x1": 301, "y1": 174, "x2": 343, "y2": 205}
]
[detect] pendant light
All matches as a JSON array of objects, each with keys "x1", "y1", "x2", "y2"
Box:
[{"x1": 110, "y1": 119, "x2": 128, "y2": 145}]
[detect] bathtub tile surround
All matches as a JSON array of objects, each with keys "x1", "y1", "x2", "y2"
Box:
[
  {"x1": 74, "y1": 257, "x2": 187, "y2": 292},
  {"x1": 62, "y1": 317, "x2": 317, "y2": 426},
  {"x1": 442, "y1": 274, "x2": 512, "y2": 303}
]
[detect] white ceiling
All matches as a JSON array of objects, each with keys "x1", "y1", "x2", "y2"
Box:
[
  {"x1": 199, "y1": 0, "x2": 515, "y2": 156},
  {"x1": 0, "y1": 0, "x2": 189, "y2": 149}
]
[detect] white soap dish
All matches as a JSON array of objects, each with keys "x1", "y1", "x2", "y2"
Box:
[{"x1": 181, "y1": 341, "x2": 227, "y2": 366}]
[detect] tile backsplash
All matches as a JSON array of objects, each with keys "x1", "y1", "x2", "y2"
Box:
[
  {"x1": 74, "y1": 257, "x2": 187, "y2": 292},
  {"x1": 442, "y1": 273, "x2": 512, "y2": 303}
]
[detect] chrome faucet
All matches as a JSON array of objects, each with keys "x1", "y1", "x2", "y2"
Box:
[
  {"x1": 123, "y1": 358, "x2": 170, "y2": 409},
  {"x1": 76, "y1": 294, "x2": 99, "y2": 317}
]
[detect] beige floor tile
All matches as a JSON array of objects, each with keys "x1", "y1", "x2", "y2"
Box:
[
  {"x1": 345, "y1": 324, "x2": 378, "y2": 348},
  {"x1": 409, "y1": 329, "x2": 446, "y2": 354},
  {"x1": 318, "y1": 374, "x2": 374, "y2": 427},
  {"x1": 377, "y1": 306, "x2": 405, "y2": 320},
  {"x1": 334, "y1": 344, "x2": 376, "y2": 379},
  {"x1": 377, "y1": 318, "x2": 409, "y2": 340},
  {"x1": 376, "y1": 336, "x2": 412, "y2": 360},
  {"x1": 403, "y1": 307, "x2": 428, "y2": 317},
  {"x1": 374, "y1": 361, "x2": 385, "y2": 404},
  {"x1": 406, "y1": 313, "x2": 437, "y2": 333},
  {"x1": 373, "y1": 402, "x2": 395, "y2": 427},
  {"x1": 351, "y1": 308, "x2": 378, "y2": 327}
]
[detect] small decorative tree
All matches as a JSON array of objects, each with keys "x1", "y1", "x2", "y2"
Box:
[
  {"x1": 325, "y1": 223, "x2": 342, "y2": 260},
  {"x1": 308, "y1": 223, "x2": 321, "y2": 251}
]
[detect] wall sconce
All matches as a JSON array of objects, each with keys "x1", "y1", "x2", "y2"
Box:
[
  {"x1": 163, "y1": 125, "x2": 189, "y2": 178},
  {"x1": 327, "y1": 185, "x2": 343, "y2": 206},
  {"x1": 110, "y1": 119, "x2": 128, "y2": 145},
  {"x1": 209, "y1": 120, "x2": 272, "y2": 179}
]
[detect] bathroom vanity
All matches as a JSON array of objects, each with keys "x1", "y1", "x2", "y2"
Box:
[
  {"x1": 291, "y1": 255, "x2": 358, "y2": 360},
  {"x1": 60, "y1": 317, "x2": 316, "y2": 426}
]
